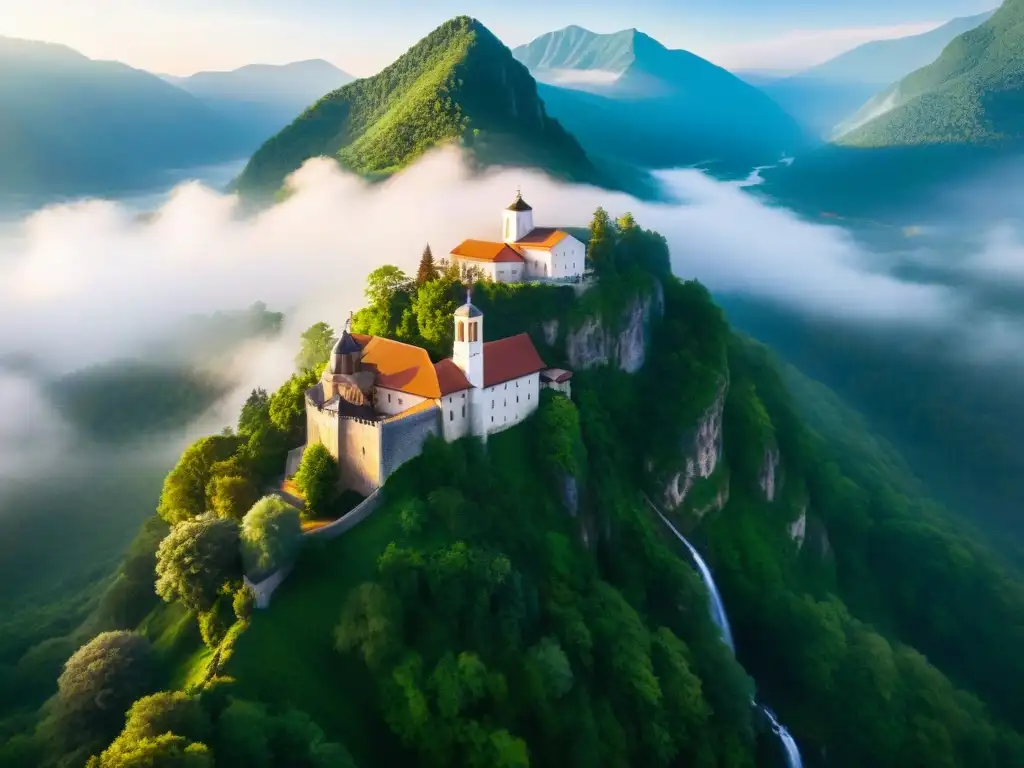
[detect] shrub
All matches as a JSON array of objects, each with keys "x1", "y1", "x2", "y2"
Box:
[
  {"x1": 240, "y1": 496, "x2": 303, "y2": 580},
  {"x1": 295, "y1": 443, "x2": 337, "y2": 517},
  {"x1": 232, "y1": 586, "x2": 255, "y2": 622},
  {"x1": 198, "y1": 599, "x2": 234, "y2": 649}
]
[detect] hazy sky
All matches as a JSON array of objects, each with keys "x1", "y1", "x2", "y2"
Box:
[{"x1": 0, "y1": 0, "x2": 996, "y2": 75}]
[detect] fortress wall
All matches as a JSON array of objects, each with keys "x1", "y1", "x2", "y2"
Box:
[
  {"x1": 339, "y1": 417, "x2": 381, "y2": 497},
  {"x1": 306, "y1": 396, "x2": 341, "y2": 461},
  {"x1": 381, "y1": 406, "x2": 441, "y2": 482}
]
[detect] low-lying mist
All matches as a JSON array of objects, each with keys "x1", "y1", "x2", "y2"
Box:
[{"x1": 3, "y1": 145, "x2": 1024, "y2": 558}]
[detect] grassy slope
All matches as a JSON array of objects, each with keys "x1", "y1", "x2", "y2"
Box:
[
  {"x1": 235, "y1": 16, "x2": 600, "y2": 198},
  {"x1": 225, "y1": 493, "x2": 406, "y2": 764}
]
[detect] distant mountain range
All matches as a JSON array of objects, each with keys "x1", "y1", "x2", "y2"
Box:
[
  {"x1": 0, "y1": 38, "x2": 353, "y2": 201},
  {"x1": 164, "y1": 60, "x2": 354, "y2": 142},
  {"x1": 750, "y1": 11, "x2": 994, "y2": 138},
  {"x1": 512, "y1": 26, "x2": 806, "y2": 173},
  {"x1": 0, "y1": 36, "x2": 252, "y2": 198},
  {"x1": 234, "y1": 17, "x2": 637, "y2": 199}
]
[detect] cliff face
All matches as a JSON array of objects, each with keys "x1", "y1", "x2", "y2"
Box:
[
  {"x1": 661, "y1": 378, "x2": 728, "y2": 512},
  {"x1": 546, "y1": 282, "x2": 664, "y2": 373}
]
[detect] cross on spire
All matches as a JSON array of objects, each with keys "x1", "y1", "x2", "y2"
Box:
[{"x1": 344, "y1": 311, "x2": 353, "y2": 333}]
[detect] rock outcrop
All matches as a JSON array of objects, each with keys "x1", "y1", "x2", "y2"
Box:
[
  {"x1": 789, "y1": 507, "x2": 807, "y2": 549},
  {"x1": 662, "y1": 379, "x2": 727, "y2": 511},
  {"x1": 553, "y1": 282, "x2": 664, "y2": 373},
  {"x1": 759, "y1": 444, "x2": 781, "y2": 502},
  {"x1": 561, "y1": 473, "x2": 579, "y2": 518}
]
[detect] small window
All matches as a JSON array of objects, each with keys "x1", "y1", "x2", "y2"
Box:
[
  {"x1": 458, "y1": 322, "x2": 465, "y2": 342},
  {"x1": 528, "y1": 393, "x2": 530, "y2": 400},
  {"x1": 491, "y1": 416, "x2": 494, "y2": 423},
  {"x1": 362, "y1": 446, "x2": 366, "y2": 456},
  {"x1": 504, "y1": 383, "x2": 507, "y2": 390},
  {"x1": 491, "y1": 400, "x2": 495, "y2": 409},
  {"x1": 448, "y1": 396, "x2": 452, "y2": 403},
  {"x1": 516, "y1": 396, "x2": 519, "y2": 403},
  {"x1": 388, "y1": 393, "x2": 392, "y2": 403},
  {"x1": 462, "y1": 392, "x2": 466, "y2": 399},
  {"x1": 398, "y1": 398, "x2": 403, "y2": 405},
  {"x1": 461, "y1": 405, "x2": 465, "y2": 417},
  {"x1": 516, "y1": 381, "x2": 519, "y2": 388},
  {"x1": 449, "y1": 410, "x2": 454, "y2": 422}
]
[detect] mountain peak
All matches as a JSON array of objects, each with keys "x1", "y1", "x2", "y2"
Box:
[{"x1": 235, "y1": 15, "x2": 594, "y2": 196}]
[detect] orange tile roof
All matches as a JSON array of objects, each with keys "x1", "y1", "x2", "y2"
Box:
[
  {"x1": 514, "y1": 227, "x2": 568, "y2": 250},
  {"x1": 482, "y1": 334, "x2": 547, "y2": 387},
  {"x1": 434, "y1": 359, "x2": 472, "y2": 395},
  {"x1": 359, "y1": 336, "x2": 443, "y2": 399},
  {"x1": 450, "y1": 239, "x2": 524, "y2": 263}
]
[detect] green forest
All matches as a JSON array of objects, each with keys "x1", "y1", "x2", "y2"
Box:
[{"x1": 3, "y1": 211, "x2": 1024, "y2": 767}]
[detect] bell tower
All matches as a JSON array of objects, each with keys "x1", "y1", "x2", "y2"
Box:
[
  {"x1": 452, "y1": 289, "x2": 484, "y2": 389},
  {"x1": 502, "y1": 188, "x2": 534, "y2": 243}
]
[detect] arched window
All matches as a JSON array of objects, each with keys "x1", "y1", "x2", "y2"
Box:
[
  {"x1": 469, "y1": 322, "x2": 478, "y2": 342},
  {"x1": 457, "y1": 321, "x2": 465, "y2": 342}
]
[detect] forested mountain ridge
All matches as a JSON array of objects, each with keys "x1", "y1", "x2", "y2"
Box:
[
  {"x1": 0, "y1": 36, "x2": 253, "y2": 198},
  {"x1": 512, "y1": 26, "x2": 806, "y2": 174},
  {"x1": 234, "y1": 17, "x2": 603, "y2": 198},
  {"x1": 839, "y1": 0, "x2": 1024, "y2": 146},
  {"x1": 4, "y1": 211, "x2": 1024, "y2": 767}
]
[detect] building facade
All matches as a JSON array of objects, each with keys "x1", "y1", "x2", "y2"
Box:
[
  {"x1": 301, "y1": 295, "x2": 572, "y2": 495},
  {"x1": 447, "y1": 191, "x2": 587, "y2": 284}
]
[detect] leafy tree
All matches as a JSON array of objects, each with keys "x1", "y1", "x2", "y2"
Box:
[
  {"x1": 108, "y1": 691, "x2": 211, "y2": 747},
  {"x1": 240, "y1": 495, "x2": 303, "y2": 580},
  {"x1": 157, "y1": 436, "x2": 239, "y2": 524},
  {"x1": 88, "y1": 733, "x2": 213, "y2": 768},
  {"x1": 587, "y1": 207, "x2": 617, "y2": 275},
  {"x1": 411, "y1": 274, "x2": 459, "y2": 353},
  {"x1": 51, "y1": 632, "x2": 156, "y2": 752},
  {"x1": 335, "y1": 583, "x2": 403, "y2": 670},
  {"x1": 295, "y1": 322, "x2": 335, "y2": 373},
  {"x1": 208, "y1": 475, "x2": 257, "y2": 521},
  {"x1": 295, "y1": 443, "x2": 337, "y2": 517},
  {"x1": 416, "y1": 244, "x2": 438, "y2": 284},
  {"x1": 365, "y1": 265, "x2": 411, "y2": 307},
  {"x1": 237, "y1": 388, "x2": 270, "y2": 436},
  {"x1": 268, "y1": 368, "x2": 321, "y2": 442},
  {"x1": 155, "y1": 515, "x2": 243, "y2": 613}
]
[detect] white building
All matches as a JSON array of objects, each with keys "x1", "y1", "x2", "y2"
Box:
[
  {"x1": 447, "y1": 192, "x2": 587, "y2": 283},
  {"x1": 302, "y1": 294, "x2": 573, "y2": 495}
]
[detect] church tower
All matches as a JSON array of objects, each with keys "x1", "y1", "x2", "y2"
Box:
[
  {"x1": 502, "y1": 189, "x2": 534, "y2": 243},
  {"x1": 452, "y1": 289, "x2": 484, "y2": 389}
]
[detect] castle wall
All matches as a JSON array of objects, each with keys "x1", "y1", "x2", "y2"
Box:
[
  {"x1": 381, "y1": 405, "x2": 441, "y2": 482},
  {"x1": 338, "y1": 416, "x2": 381, "y2": 497},
  {"x1": 375, "y1": 387, "x2": 427, "y2": 418},
  {"x1": 482, "y1": 372, "x2": 540, "y2": 435},
  {"x1": 438, "y1": 391, "x2": 472, "y2": 442},
  {"x1": 306, "y1": 396, "x2": 341, "y2": 461}
]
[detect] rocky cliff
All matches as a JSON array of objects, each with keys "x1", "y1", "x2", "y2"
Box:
[
  {"x1": 544, "y1": 281, "x2": 664, "y2": 373},
  {"x1": 660, "y1": 378, "x2": 728, "y2": 512}
]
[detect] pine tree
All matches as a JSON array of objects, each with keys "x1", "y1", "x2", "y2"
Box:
[{"x1": 416, "y1": 244, "x2": 438, "y2": 284}]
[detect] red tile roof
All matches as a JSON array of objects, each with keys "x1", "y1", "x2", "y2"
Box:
[
  {"x1": 450, "y1": 239, "x2": 524, "y2": 263},
  {"x1": 434, "y1": 359, "x2": 472, "y2": 395},
  {"x1": 482, "y1": 333, "x2": 546, "y2": 387},
  {"x1": 514, "y1": 227, "x2": 568, "y2": 250}
]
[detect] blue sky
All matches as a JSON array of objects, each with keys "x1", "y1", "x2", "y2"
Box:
[{"x1": 1, "y1": 0, "x2": 998, "y2": 75}]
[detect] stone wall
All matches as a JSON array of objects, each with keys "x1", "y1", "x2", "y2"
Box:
[
  {"x1": 380, "y1": 406, "x2": 441, "y2": 482},
  {"x1": 338, "y1": 416, "x2": 381, "y2": 497}
]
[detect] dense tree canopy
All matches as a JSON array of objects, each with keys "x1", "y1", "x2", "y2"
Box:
[
  {"x1": 155, "y1": 515, "x2": 243, "y2": 613},
  {"x1": 240, "y1": 496, "x2": 304, "y2": 580}
]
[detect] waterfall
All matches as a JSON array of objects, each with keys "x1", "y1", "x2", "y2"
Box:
[{"x1": 647, "y1": 499, "x2": 804, "y2": 768}]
